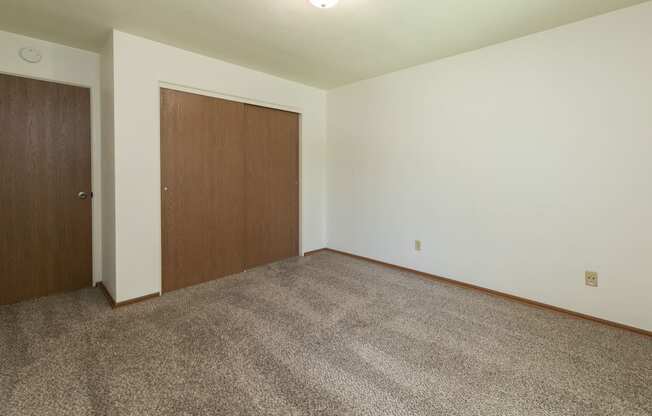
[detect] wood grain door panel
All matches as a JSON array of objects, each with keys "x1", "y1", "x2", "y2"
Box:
[
  {"x1": 244, "y1": 105, "x2": 299, "y2": 269},
  {"x1": 160, "y1": 89, "x2": 246, "y2": 293},
  {"x1": 0, "y1": 73, "x2": 92, "y2": 305},
  {"x1": 160, "y1": 90, "x2": 299, "y2": 293}
]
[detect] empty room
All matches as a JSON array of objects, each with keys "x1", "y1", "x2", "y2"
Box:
[{"x1": 1, "y1": 0, "x2": 650, "y2": 415}]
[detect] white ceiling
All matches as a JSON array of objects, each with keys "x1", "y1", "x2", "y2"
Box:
[{"x1": 0, "y1": 0, "x2": 647, "y2": 88}]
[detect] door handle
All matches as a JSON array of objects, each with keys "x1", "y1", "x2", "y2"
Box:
[{"x1": 78, "y1": 192, "x2": 91, "y2": 200}]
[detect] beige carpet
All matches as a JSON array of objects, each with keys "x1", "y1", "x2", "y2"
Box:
[{"x1": 1, "y1": 251, "x2": 650, "y2": 415}]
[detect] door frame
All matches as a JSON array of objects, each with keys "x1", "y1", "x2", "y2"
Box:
[
  {"x1": 0, "y1": 70, "x2": 100, "y2": 287},
  {"x1": 157, "y1": 81, "x2": 303, "y2": 294}
]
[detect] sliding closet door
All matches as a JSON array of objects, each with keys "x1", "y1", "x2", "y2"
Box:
[
  {"x1": 160, "y1": 89, "x2": 245, "y2": 293},
  {"x1": 244, "y1": 105, "x2": 299, "y2": 269}
]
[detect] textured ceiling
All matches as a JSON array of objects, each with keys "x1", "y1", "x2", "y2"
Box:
[{"x1": 0, "y1": 0, "x2": 648, "y2": 88}]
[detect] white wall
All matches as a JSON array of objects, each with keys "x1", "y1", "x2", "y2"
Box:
[
  {"x1": 100, "y1": 33, "x2": 116, "y2": 299},
  {"x1": 0, "y1": 30, "x2": 103, "y2": 286},
  {"x1": 327, "y1": 3, "x2": 652, "y2": 331},
  {"x1": 111, "y1": 30, "x2": 327, "y2": 302}
]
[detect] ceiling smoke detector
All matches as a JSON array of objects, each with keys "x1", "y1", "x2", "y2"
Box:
[
  {"x1": 310, "y1": 0, "x2": 338, "y2": 9},
  {"x1": 19, "y1": 47, "x2": 42, "y2": 63}
]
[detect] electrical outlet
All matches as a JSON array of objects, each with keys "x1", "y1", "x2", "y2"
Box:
[
  {"x1": 415, "y1": 240, "x2": 422, "y2": 251},
  {"x1": 585, "y1": 271, "x2": 598, "y2": 287}
]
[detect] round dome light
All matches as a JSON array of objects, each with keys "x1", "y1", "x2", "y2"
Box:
[{"x1": 310, "y1": 0, "x2": 338, "y2": 8}]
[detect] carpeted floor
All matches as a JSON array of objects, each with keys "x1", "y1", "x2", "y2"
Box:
[{"x1": 0, "y1": 251, "x2": 650, "y2": 416}]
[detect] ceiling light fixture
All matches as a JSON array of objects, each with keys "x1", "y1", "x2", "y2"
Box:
[{"x1": 310, "y1": 0, "x2": 338, "y2": 9}]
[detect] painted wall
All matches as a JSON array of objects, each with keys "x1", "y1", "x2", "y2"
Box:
[
  {"x1": 100, "y1": 33, "x2": 116, "y2": 299},
  {"x1": 327, "y1": 3, "x2": 652, "y2": 330},
  {"x1": 0, "y1": 30, "x2": 103, "y2": 286},
  {"x1": 111, "y1": 30, "x2": 327, "y2": 302}
]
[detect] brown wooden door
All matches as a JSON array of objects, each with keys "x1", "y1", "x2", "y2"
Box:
[
  {"x1": 243, "y1": 105, "x2": 299, "y2": 269},
  {"x1": 0, "y1": 73, "x2": 92, "y2": 305},
  {"x1": 160, "y1": 89, "x2": 246, "y2": 293}
]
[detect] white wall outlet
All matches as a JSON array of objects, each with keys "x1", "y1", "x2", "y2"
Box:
[
  {"x1": 585, "y1": 271, "x2": 598, "y2": 287},
  {"x1": 415, "y1": 240, "x2": 422, "y2": 251}
]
